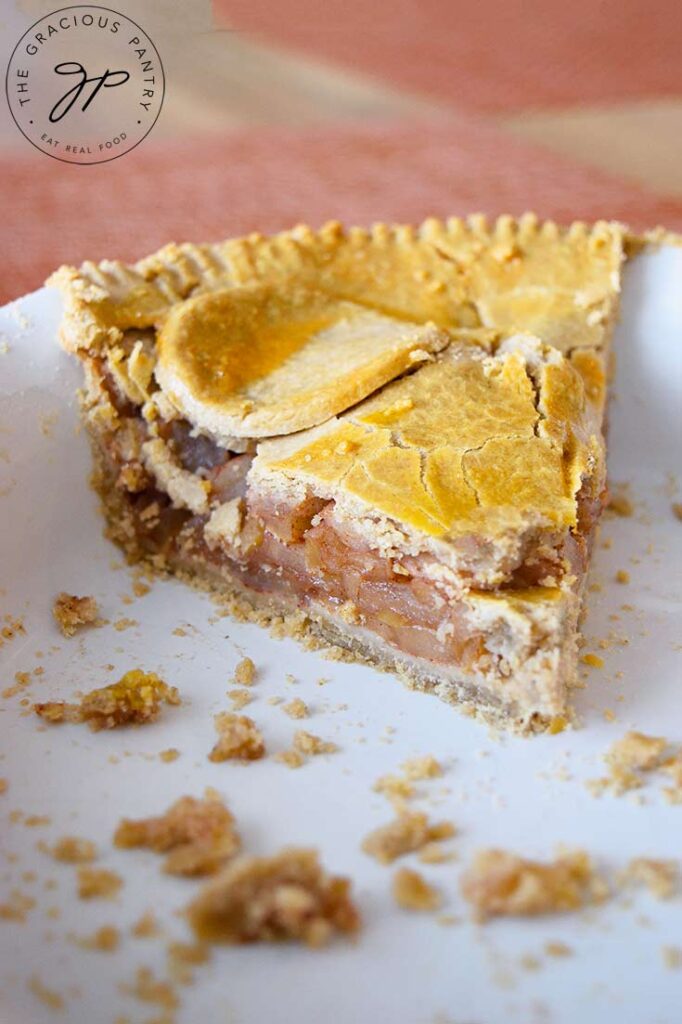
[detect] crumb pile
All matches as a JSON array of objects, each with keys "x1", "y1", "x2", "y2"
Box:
[
  {"x1": 114, "y1": 795, "x2": 241, "y2": 876},
  {"x1": 590, "y1": 730, "x2": 682, "y2": 802},
  {"x1": 460, "y1": 849, "x2": 608, "y2": 920},
  {"x1": 187, "y1": 848, "x2": 360, "y2": 947}
]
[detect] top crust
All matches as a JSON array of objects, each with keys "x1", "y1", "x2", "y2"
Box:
[
  {"x1": 154, "y1": 284, "x2": 451, "y2": 439},
  {"x1": 48, "y1": 215, "x2": 624, "y2": 443},
  {"x1": 252, "y1": 336, "x2": 603, "y2": 543}
]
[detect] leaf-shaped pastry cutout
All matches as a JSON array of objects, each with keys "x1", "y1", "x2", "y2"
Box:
[{"x1": 155, "y1": 283, "x2": 451, "y2": 441}]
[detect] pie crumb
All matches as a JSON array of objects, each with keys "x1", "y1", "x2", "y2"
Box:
[
  {"x1": 209, "y1": 713, "x2": 265, "y2": 762},
  {"x1": 77, "y1": 867, "x2": 123, "y2": 900},
  {"x1": 2, "y1": 671, "x2": 31, "y2": 700},
  {"x1": 33, "y1": 669, "x2": 180, "y2": 730},
  {"x1": 24, "y1": 815, "x2": 51, "y2": 828},
  {"x1": 52, "y1": 592, "x2": 99, "y2": 637},
  {"x1": 28, "y1": 975, "x2": 65, "y2": 1011},
  {"x1": 590, "y1": 730, "x2": 670, "y2": 796},
  {"x1": 401, "y1": 755, "x2": 443, "y2": 780},
  {"x1": 114, "y1": 794, "x2": 240, "y2": 876},
  {"x1": 544, "y1": 940, "x2": 573, "y2": 957},
  {"x1": 607, "y1": 486, "x2": 633, "y2": 517},
  {"x1": 620, "y1": 857, "x2": 678, "y2": 899},
  {"x1": 275, "y1": 749, "x2": 306, "y2": 769},
  {"x1": 615, "y1": 570, "x2": 631, "y2": 584},
  {"x1": 187, "y1": 847, "x2": 360, "y2": 946},
  {"x1": 74, "y1": 924, "x2": 120, "y2": 952},
  {"x1": 159, "y1": 748, "x2": 181, "y2": 763},
  {"x1": 121, "y1": 966, "x2": 178, "y2": 1012},
  {"x1": 373, "y1": 774, "x2": 416, "y2": 803},
  {"x1": 362, "y1": 812, "x2": 455, "y2": 864},
  {"x1": 132, "y1": 577, "x2": 151, "y2": 597},
  {"x1": 227, "y1": 688, "x2": 252, "y2": 710},
  {"x1": 393, "y1": 867, "x2": 441, "y2": 911},
  {"x1": 292, "y1": 730, "x2": 338, "y2": 755},
  {"x1": 581, "y1": 653, "x2": 604, "y2": 668},
  {"x1": 50, "y1": 836, "x2": 98, "y2": 863},
  {"x1": 0, "y1": 615, "x2": 25, "y2": 648},
  {"x1": 0, "y1": 889, "x2": 36, "y2": 922},
  {"x1": 282, "y1": 698, "x2": 309, "y2": 720},
  {"x1": 460, "y1": 848, "x2": 607, "y2": 920},
  {"x1": 520, "y1": 954, "x2": 542, "y2": 971},
  {"x1": 0, "y1": 779, "x2": 7, "y2": 795},
  {"x1": 418, "y1": 841, "x2": 455, "y2": 864},
  {"x1": 662, "y1": 945, "x2": 682, "y2": 969},
  {"x1": 671, "y1": 503, "x2": 682, "y2": 522},
  {"x1": 131, "y1": 910, "x2": 160, "y2": 938},
  {"x1": 607, "y1": 731, "x2": 667, "y2": 772},
  {"x1": 661, "y1": 754, "x2": 682, "y2": 803},
  {"x1": 233, "y1": 657, "x2": 256, "y2": 686},
  {"x1": 113, "y1": 617, "x2": 137, "y2": 632},
  {"x1": 167, "y1": 940, "x2": 211, "y2": 985}
]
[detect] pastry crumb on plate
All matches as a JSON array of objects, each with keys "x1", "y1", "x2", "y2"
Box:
[
  {"x1": 52, "y1": 592, "x2": 99, "y2": 636},
  {"x1": 186, "y1": 847, "x2": 360, "y2": 946}
]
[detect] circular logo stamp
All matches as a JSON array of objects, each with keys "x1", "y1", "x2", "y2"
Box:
[{"x1": 5, "y1": 5, "x2": 164, "y2": 164}]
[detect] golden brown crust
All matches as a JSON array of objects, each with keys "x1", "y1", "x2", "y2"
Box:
[
  {"x1": 255, "y1": 336, "x2": 604, "y2": 543},
  {"x1": 48, "y1": 215, "x2": 623, "y2": 352},
  {"x1": 48, "y1": 215, "x2": 623, "y2": 449},
  {"x1": 624, "y1": 226, "x2": 682, "y2": 256},
  {"x1": 155, "y1": 285, "x2": 451, "y2": 439}
]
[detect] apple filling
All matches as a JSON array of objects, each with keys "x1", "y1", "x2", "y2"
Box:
[
  {"x1": 220, "y1": 499, "x2": 489, "y2": 667},
  {"x1": 92, "y1": 360, "x2": 602, "y2": 676},
  {"x1": 100, "y1": 442, "x2": 601, "y2": 676}
]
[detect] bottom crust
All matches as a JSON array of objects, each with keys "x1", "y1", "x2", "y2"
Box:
[
  {"x1": 90, "y1": 442, "x2": 577, "y2": 735},
  {"x1": 179, "y1": 559, "x2": 576, "y2": 734}
]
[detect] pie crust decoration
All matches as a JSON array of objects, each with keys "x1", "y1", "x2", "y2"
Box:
[{"x1": 48, "y1": 214, "x2": 626, "y2": 731}]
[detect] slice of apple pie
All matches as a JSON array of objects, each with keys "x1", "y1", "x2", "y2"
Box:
[{"x1": 49, "y1": 215, "x2": 624, "y2": 731}]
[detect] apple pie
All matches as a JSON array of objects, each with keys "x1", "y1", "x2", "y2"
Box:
[{"x1": 49, "y1": 215, "x2": 625, "y2": 731}]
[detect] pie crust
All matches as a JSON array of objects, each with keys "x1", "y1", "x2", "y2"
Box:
[{"x1": 48, "y1": 214, "x2": 626, "y2": 732}]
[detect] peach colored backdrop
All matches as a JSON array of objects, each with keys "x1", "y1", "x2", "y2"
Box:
[{"x1": 2, "y1": 0, "x2": 681, "y2": 303}]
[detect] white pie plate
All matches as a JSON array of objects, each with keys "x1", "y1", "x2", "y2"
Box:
[{"x1": 1, "y1": 245, "x2": 681, "y2": 1024}]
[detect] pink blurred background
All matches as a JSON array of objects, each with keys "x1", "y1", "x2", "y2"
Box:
[{"x1": 2, "y1": 0, "x2": 681, "y2": 303}]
